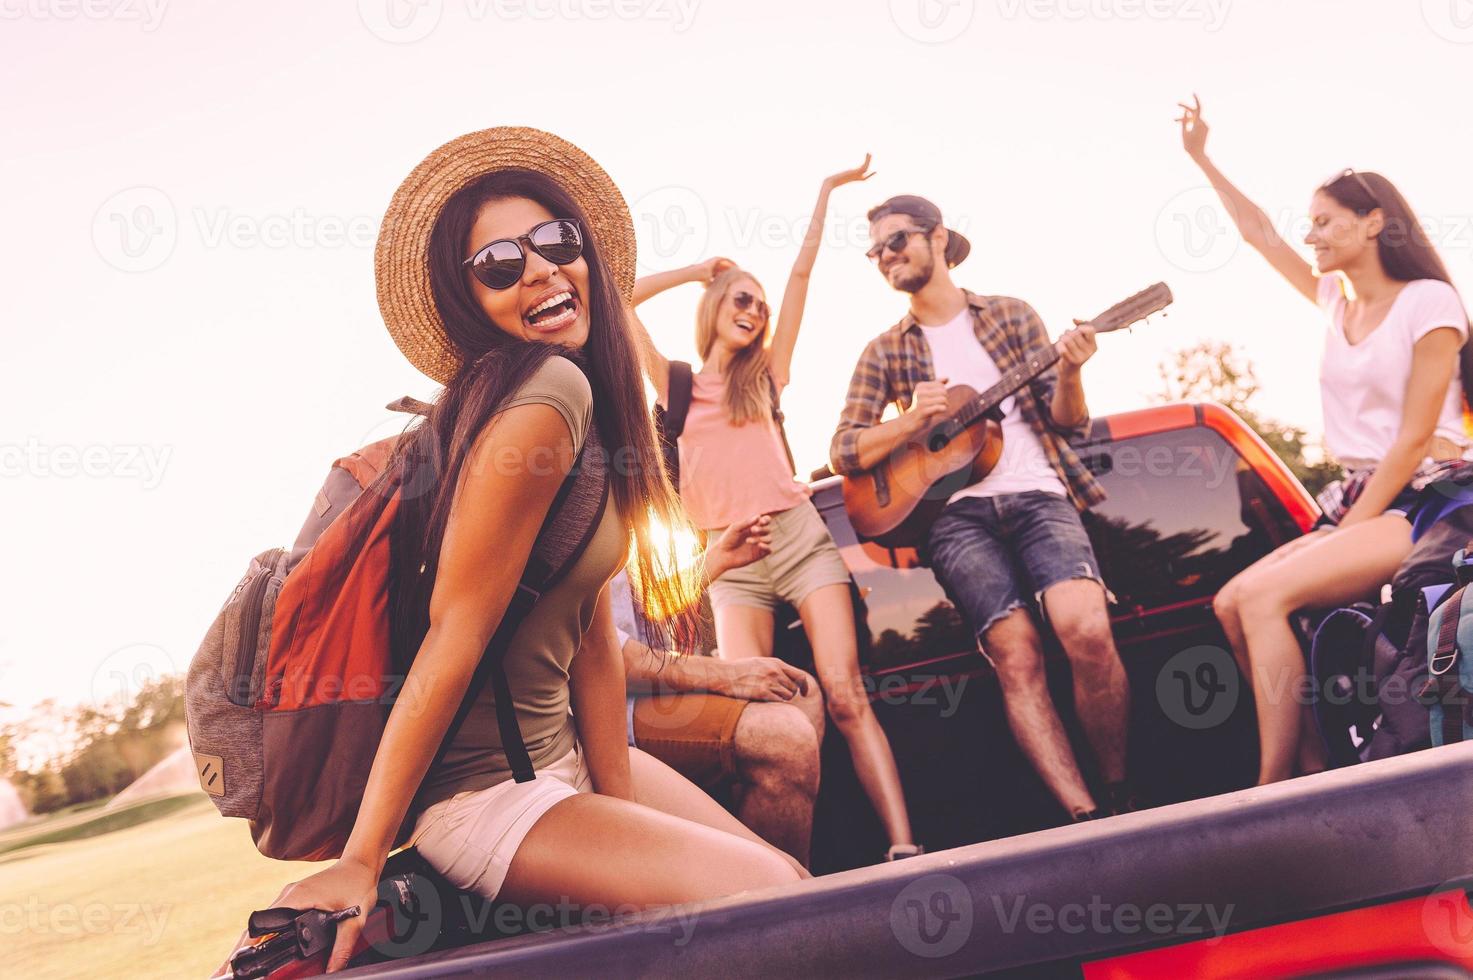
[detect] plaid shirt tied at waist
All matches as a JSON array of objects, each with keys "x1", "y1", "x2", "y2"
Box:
[{"x1": 828, "y1": 290, "x2": 1106, "y2": 511}]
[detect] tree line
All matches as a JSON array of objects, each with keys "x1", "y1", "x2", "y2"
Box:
[{"x1": 1, "y1": 676, "x2": 184, "y2": 815}]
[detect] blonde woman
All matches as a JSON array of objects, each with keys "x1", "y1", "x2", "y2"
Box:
[{"x1": 630, "y1": 157, "x2": 919, "y2": 860}]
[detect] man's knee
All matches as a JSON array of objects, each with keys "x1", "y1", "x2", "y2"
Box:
[
  {"x1": 790, "y1": 673, "x2": 826, "y2": 741},
  {"x1": 735, "y1": 702, "x2": 820, "y2": 796},
  {"x1": 982, "y1": 611, "x2": 1048, "y2": 688},
  {"x1": 1050, "y1": 606, "x2": 1116, "y2": 659}
]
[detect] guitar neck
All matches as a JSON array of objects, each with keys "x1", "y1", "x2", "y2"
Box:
[{"x1": 953, "y1": 344, "x2": 1062, "y2": 428}]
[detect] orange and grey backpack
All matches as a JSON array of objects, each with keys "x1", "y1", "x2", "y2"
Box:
[{"x1": 184, "y1": 399, "x2": 607, "y2": 862}]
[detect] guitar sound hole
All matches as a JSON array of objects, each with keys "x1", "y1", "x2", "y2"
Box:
[{"x1": 927, "y1": 428, "x2": 951, "y2": 453}]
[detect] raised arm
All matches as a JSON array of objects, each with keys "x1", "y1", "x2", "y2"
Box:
[
  {"x1": 768, "y1": 155, "x2": 875, "y2": 389},
  {"x1": 1177, "y1": 95, "x2": 1317, "y2": 303},
  {"x1": 630, "y1": 257, "x2": 734, "y2": 404},
  {"x1": 263, "y1": 402, "x2": 577, "y2": 971}
]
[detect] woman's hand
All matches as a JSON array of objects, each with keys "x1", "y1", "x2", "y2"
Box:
[
  {"x1": 823, "y1": 153, "x2": 876, "y2": 190},
  {"x1": 691, "y1": 256, "x2": 735, "y2": 284},
  {"x1": 1175, "y1": 94, "x2": 1209, "y2": 162},
  {"x1": 705, "y1": 513, "x2": 774, "y2": 583},
  {"x1": 263, "y1": 857, "x2": 380, "y2": 972}
]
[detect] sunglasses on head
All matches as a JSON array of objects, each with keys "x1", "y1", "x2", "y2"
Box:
[
  {"x1": 1322, "y1": 168, "x2": 1378, "y2": 206},
  {"x1": 731, "y1": 290, "x2": 770, "y2": 321},
  {"x1": 462, "y1": 218, "x2": 584, "y2": 290},
  {"x1": 866, "y1": 227, "x2": 929, "y2": 262}
]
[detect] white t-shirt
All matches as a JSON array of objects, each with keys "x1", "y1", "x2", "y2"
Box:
[
  {"x1": 1318, "y1": 276, "x2": 1470, "y2": 470},
  {"x1": 917, "y1": 309, "x2": 1067, "y2": 502}
]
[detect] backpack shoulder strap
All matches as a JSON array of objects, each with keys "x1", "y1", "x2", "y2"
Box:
[
  {"x1": 664, "y1": 361, "x2": 694, "y2": 439},
  {"x1": 768, "y1": 372, "x2": 798, "y2": 474}
]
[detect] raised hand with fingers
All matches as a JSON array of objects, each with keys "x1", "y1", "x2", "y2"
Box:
[
  {"x1": 705, "y1": 513, "x2": 774, "y2": 583},
  {"x1": 823, "y1": 153, "x2": 876, "y2": 190},
  {"x1": 694, "y1": 255, "x2": 736, "y2": 284},
  {"x1": 1175, "y1": 93, "x2": 1209, "y2": 162}
]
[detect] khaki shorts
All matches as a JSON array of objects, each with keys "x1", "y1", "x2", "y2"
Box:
[
  {"x1": 630, "y1": 692, "x2": 749, "y2": 791},
  {"x1": 409, "y1": 743, "x2": 591, "y2": 900},
  {"x1": 707, "y1": 503, "x2": 851, "y2": 612}
]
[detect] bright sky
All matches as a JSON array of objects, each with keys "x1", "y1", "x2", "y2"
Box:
[{"x1": 4, "y1": 0, "x2": 1473, "y2": 719}]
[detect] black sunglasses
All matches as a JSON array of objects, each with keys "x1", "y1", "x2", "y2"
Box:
[
  {"x1": 866, "y1": 227, "x2": 929, "y2": 262},
  {"x1": 731, "y1": 290, "x2": 770, "y2": 321},
  {"x1": 1322, "y1": 168, "x2": 1378, "y2": 206},
  {"x1": 462, "y1": 218, "x2": 584, "y2": 290}
]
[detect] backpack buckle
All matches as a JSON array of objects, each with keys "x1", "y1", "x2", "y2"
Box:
[
  {"x1": 1430, "y1": 646, "x2": 1460, "y2": 677},
  {"x1": 510, "y1": 582, "x2": 541, "y2": 617}
]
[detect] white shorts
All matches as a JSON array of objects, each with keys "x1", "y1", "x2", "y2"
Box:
[{"x1": 409, "y1": 742, "x2": 591, "y2": 900}]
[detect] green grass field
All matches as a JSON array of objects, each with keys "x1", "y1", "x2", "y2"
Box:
[{"x1": 0, "y1": 794, "x2": 329, "y2": 979}]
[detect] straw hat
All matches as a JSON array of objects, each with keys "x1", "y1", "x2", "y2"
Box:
[{"x1": 375, "y1": 126, "x2": 636, "y2": 384}]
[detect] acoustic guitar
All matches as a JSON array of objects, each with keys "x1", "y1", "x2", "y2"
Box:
[{"x1": 842, "y1": 283, "x2": 1173, "y2": 548}]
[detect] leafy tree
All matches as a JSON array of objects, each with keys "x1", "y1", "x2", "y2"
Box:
[{"x1": 1158, "y1": 341, "x2": 1343, "y2": 497}]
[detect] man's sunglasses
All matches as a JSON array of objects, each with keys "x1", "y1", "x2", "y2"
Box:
[
  {"x1": 731, "y1": 290, "x2": 770, "y2": 321},
  {"x1": 866, "y1": 227, "x2": 929, "y2": 262},
  {"x1": 1322, "y1": 168, "x2": 1378, "y2": 206},
  {"x1": 462, "y1": 218, "x2": 584, "y2": 290}
]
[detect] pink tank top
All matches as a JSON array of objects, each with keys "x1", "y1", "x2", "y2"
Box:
[{"x1": 677, "y1": 372, "x2": 810, "y2": 530}]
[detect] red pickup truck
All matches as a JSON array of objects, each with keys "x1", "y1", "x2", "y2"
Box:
[{"x1": 266, "y1": 402, "x2": 1473, "y2": 979}]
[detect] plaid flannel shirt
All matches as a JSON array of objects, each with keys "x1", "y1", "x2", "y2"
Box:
[{"x1": 828, "y1": 291, "x2": 1106, "y2": 511}]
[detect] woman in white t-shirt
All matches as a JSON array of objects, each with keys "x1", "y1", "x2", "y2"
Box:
[{"x1": 1178, "y1": 96, "x2": 1472, "y2": 784}]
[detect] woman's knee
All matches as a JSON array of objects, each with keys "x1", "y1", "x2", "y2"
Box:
[
  {"x1": 1214, "y1": 578, "x2": 1244, "y2": 627},
  {"x1": 818, "y1": 670, "x2": 873, "y2": 728}
]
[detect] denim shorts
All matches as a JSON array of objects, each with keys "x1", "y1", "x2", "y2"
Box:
[{"x1": 927, "y1": 490, "x2": 1105, "y2": 642}]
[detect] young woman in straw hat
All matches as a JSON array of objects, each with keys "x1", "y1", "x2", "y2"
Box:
[
  {"x1": 1177, "y1": 96, "x2": 1473, "y2": 784},
  {"x1": 630, "y1": 156, "x2": 920, "y2": 861},
  {"x1": 266, "y1": 128, "x2": 803, "y2": 970}
]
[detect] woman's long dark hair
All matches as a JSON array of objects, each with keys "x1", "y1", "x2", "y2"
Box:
[
  {"x1": 387, "y1": 168, "x2": 700, "y2": 665},
  {"x1": 1321, "y1": 170, "x2": 1473, "y2": 410}
]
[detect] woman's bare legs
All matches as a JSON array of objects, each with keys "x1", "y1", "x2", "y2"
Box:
[
  {"x1": 626, "y1": 746, "x2": 809, "y2": 878},
  {"x1": 797, "y1": 583, "x2": 915, "y2": 849},
  {"x1": 714, "y1": 604, "x2": 776, "y2": 660},
  {"x1": 500, "y1": 749, "x2": 803, "y2": 910},
  {"x1": 1213, "y1": 517, "x2": 1411, "y2": 784},
  {"x1": 716, "y1": 592, "x2": 915, "y2": 850}
]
